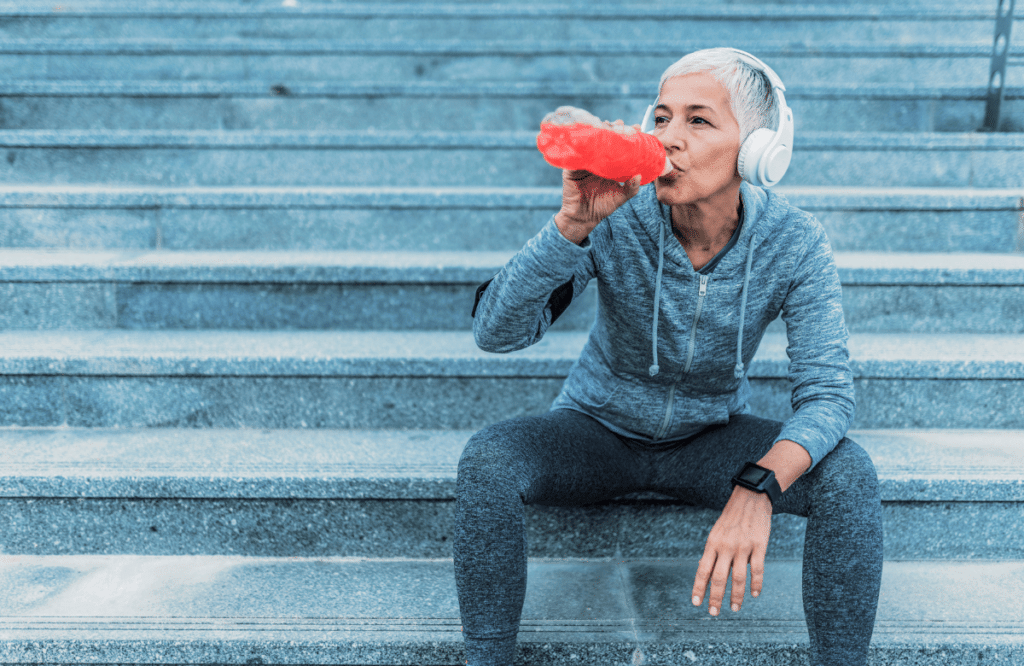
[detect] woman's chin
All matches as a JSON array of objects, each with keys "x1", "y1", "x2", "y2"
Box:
[{"x1": 654, "y1": 180, "x2": 689, "y2": 205}]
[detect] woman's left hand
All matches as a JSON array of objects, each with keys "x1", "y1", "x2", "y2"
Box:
[{"x1": 691, "y1": 486, "x2": 772, "y2": 616}]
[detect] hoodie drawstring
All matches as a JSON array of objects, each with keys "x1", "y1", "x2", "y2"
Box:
[
  {"x1": 734, "y1": 236, "x2": 757, "y2": 379},
  {"x1": 648, "y1": 215, "x2": 666, "y2": 377},
  {"x1": 649, "y1": 210, "x2": 756, "y2": 381}
]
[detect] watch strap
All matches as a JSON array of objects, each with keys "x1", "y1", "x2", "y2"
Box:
[{"x1": 731, "y1": 462, "x2": 782, "y2": 508}]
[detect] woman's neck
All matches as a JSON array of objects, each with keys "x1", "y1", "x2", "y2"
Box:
[{"x1": 670, "y1": 192, "x2": 743, "y2": 251}]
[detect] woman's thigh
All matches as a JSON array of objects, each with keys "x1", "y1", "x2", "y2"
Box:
[
  {"x1": 644, "y1": 414, "x2": 879, "y2": 518},
  {"x1": 457, "y1": 408, "x2": 650, "y2": 507},
  {"x1": 643, "y1": 413, "x2": 788, "y2": 512}
]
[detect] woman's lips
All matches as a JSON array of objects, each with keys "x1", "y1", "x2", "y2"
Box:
[
  {"x1": 660, "y1": 158, "x2": 683, "y2": 178},
  {"x1": 660, "y1": 156, "x2": 674, "y2": 177}
]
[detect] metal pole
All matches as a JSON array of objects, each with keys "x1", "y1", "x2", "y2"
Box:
[{"x1": 982, "y1": 0, "x2": 1015, "y2": 131}]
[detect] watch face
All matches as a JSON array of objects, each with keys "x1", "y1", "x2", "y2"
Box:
[{"x1": 739, "y1": 465, "x2": 769, "y2": 485}]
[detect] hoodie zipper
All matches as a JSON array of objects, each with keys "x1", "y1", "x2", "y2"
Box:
[
  {"x1": 684, "y1": 274, "x2": 710, "y2": 373},
  {"x1": 654, "y1": 273, "x2": 710, "y2": 440}
]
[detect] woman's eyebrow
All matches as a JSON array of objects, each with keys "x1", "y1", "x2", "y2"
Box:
[{"x1": 655, "y1": 103, "x2": 717, "y2": 116}]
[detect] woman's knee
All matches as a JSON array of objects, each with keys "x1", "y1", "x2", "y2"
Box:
[
  {"x1": 457, "y1": 419, "x2": 532, "y2": 489},
  {"x1": 818, "y1": 436, "x2": 880, "y2": 497}
]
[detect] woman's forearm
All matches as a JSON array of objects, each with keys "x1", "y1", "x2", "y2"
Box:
[{"x1": 755, "y1": 438, "x2": 812, "y2": 493}]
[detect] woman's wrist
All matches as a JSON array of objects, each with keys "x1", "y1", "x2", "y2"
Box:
[{"x1": 554, "y1": 211, "x2": 594, "y2": 245}]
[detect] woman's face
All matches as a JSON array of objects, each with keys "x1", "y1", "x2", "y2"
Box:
[{"x1": 652, "y1": 71, "x2": 743, "y2": 207}]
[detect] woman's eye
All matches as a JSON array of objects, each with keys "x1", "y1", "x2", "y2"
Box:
[
  {"x1": 654, "y1": 116, "x2": 669, "y2": 125},
  {"x1": 691, "y1": 117, "x2": 709, "y2": 125}
]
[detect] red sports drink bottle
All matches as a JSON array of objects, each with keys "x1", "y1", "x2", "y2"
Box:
[{"x1": 536, "y1": 106, "x2": 673, "y2": 185}]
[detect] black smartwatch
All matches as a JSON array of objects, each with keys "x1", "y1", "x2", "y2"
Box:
[{"x1": 731, "y1": 461, "x2": 782, "y2": 509}]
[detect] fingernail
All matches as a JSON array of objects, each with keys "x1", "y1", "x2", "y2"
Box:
[
  {"x1": 710, "y1": 606, "x2": 717, "y2": 616},
  {"x1": 753, "y1": 591, "x2": 759, "y2": 598},
  {"x1": 692, "y1": 596, "x2": 700, "y2": 606},
  {"x1": 731, "y1": 603, "x2": 739, "y2": 612}
]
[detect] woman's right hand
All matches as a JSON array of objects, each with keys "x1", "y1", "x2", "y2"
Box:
[{"x1": 553, "y1": 121, "x2": 645, "y2": 245}]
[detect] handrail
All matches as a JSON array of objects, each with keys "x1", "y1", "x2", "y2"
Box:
[
  {"x1": 982, "y1": 0, "x2": 1016, "y2": 131},
  {"x1": 1018, "y1": 197, "x2": 1024, "y2": 253}
]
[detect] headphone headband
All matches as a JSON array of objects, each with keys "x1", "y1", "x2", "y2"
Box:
[{"x1": 723, "y1": 48, "x2": 786, "y2": 92}]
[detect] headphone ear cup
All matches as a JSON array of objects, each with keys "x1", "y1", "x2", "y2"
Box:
[
  {"x1": 764, "y1": 143, "x2": 792, "y2": 185},
  {"x1": 737, "y1": 128, "x2": 773, "y2": 185}
]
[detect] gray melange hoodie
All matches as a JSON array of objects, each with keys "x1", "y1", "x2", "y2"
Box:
[{"x1": 471, "y1": 180, "x2": 854, "y2": 475}]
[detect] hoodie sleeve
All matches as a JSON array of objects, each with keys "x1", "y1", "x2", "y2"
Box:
[
  {"x1": 471, "y1": 214, "x2": 600, "y2": 353},
  {"x1": 776, "y1": 218, "x2": 856, "y2": 475}
]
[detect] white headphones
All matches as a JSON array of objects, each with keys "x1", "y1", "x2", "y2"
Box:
[{"x1": 639, "y1": 48, "x2": 794, "y2": 188}]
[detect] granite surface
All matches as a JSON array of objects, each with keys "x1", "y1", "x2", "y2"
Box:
[
  {"x1": 751, "y1": 376, "x2": 1024, "y2": 428},
  {"x1": 842, "y1": 286, "x2": 1024, "y2": 333},
  {"x1": 0, "y1": 330, "x2": 1021, "y2": 379},
  {"x1": 0, "y1": 426, "x2": 1020, "y2": 502},
  {"x1": 0, "y1": 146, "x2": 568, "y2": 188},
  {"x1": 0, "y1": 496, "x2": 460, "y2": 557},
  {"x1": 0, "y1": 91, "x2": 1020, "y2": 132},
  {"x1": 0, "y1": 424, "x2": 1019, "y2": 558},
  {"x1": 0, "y1": 4, "x2": 1016, "y2": 663},
  {"x1": 0, "y1": 49, "x2": 1016, "y2": 88},
  {"x1": 0, "y1": 248, "x2": 518, "y2": 282},
  {"x1": 8, "y1": 371, "x2": 1024, "y2": 430},
  {"x1": 1, "y1": 248, "x2": 1023, "y2": 284},
  {"x1": 0, "y1": 38, "x2": 1018, "y2": 58},
  {"x1": 3, "y1": 129, "x2": 1024, "y2": 149},
  {"x1": 0, "y1": 282, "x2": 119, "y2": 329},
  {"x1": 0, "y1": 80, "x2": 1014, "y2": 99},
  {"x1": 1, "y1": 187, "x2": 1020, "y2": 253},
  {"x1": 0, "y1": 330, "x2": 1019, "y2": 428},
  {"x1": 0, "y1": 557, "x2": 1019, "y2": 665},
  {"x1": 0, "y1": 9, "x2": 995, "y2": 45},
  {"x1": 1, "y1": 184, "x2": 1021, "y2": 209},
  {"x1": 0, "y1": 490, "x2": 1022, "y2": 558},
  {"x1": 0, "y1": 135, "x2": 1021, "y2": 188},
  {"x1": 54, "y1": 375, "x2": 569, "y2": 429},
  {"x1": 0, "y1": 0, "x2": 995, "y2": 8},
  {"x1": 0, "y1": 376, "x2": 62, "y2": 426},
  {"x1": 0, "y1": 4, "x2": 997, "y2": 18},
  {"x1": 4, "y1": 281, "x2": 1020, "y2": 332}
]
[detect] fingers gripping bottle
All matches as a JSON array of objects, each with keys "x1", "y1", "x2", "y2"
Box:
[{"x1": 536, "y1": 106, "x2": 673, "y2": 185}]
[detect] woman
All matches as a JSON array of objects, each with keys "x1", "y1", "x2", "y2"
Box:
[{"x1": 457, "y1": 48, "x2": 883, "y2": 666}]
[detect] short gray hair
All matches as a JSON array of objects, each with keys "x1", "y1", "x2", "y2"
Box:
[{"x1": 656, "y1": 48, "x2": 778, "y2": 145}]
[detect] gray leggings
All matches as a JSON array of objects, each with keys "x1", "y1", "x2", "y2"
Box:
[{"x1": 454, "y1": 409, "x2": 883, "y2": 666}]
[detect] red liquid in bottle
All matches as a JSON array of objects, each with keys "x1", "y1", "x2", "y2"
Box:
[{"x1": 536, "y1": 121, "x2": 669, "y2": 186}]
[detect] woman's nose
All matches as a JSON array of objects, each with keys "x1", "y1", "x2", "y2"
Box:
[{"x1": 659, "y1": 124, "x2": 685, "y2": 151}]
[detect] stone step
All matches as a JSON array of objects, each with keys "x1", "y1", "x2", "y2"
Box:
[
  {"x1": 1, "y1": 81, "x2": 1021, "y2": 133},
  {"x1": 2, "y1": 185, "x2": 1020, "y2": 253},
  {"x1": 0, "y1": 39, "x2": 1018, "y2": 85},
  {"x1": 0, "y1": 4, "x2": 996, "y2": 42},
  {"x1": 5, "y1": 0, "x2": 990, "y2": 5},
  {"x1": 0, "y1": 555, "x2": 1019, "y2": 665},
  {"x1": 1, "y1": 130, "x2": 1022, "y2": 188},
  {"x1": 0, "y1": 427, "x2": 1020, "y2": 558},
  {"x1": 0, "y1": 329, "x2": 1020, "y2": 429},
  {"x1": 1, "y1": 249, "x2": 1022, "y2": 333}
]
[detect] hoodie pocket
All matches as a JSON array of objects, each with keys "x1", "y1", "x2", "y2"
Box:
[
  {"x1": 570, "y1": 358, "x2": 626, "y2": 413},
  {"x1": 575, "y1": 380, "x2": 623, "y2": 412}
]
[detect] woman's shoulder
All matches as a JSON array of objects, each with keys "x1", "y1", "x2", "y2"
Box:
[
  {"x1": 761, "y1": 188, "x2": 829, "y2": 247},
  {"x1": 763, "y1": 188, "x2": 812, "y2": 224}
]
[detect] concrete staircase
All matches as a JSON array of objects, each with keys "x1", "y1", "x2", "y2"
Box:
[{"x1": 0, "y1": 2, "x2": 1022, "y2": 665}]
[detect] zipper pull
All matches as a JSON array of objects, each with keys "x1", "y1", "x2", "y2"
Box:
[{"x1": 699, "y1": 274, "x2": 709, "y2": 296}]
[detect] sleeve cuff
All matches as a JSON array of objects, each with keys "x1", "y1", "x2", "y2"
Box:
[{"x1": 774, "y1": 425, "x2": 828, "y2": 476}]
